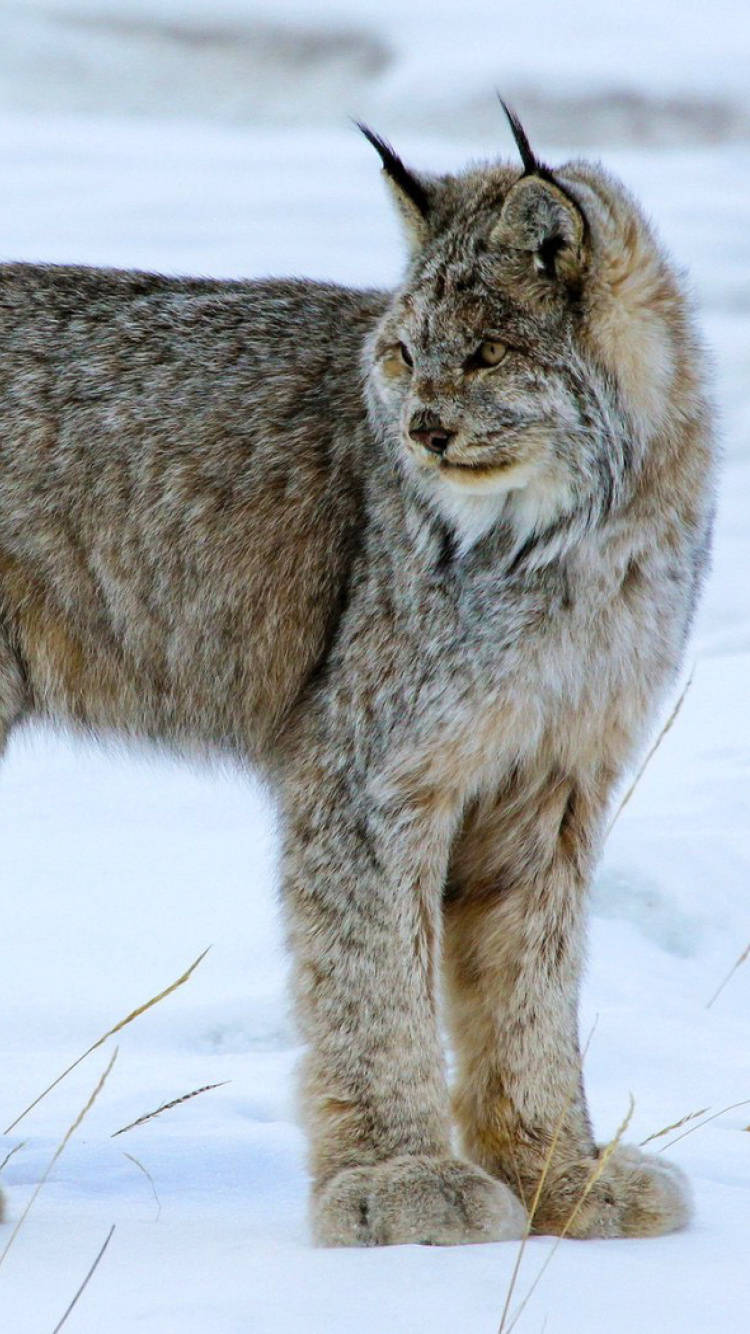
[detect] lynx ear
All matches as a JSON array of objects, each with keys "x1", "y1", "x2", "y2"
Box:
[
  {"x1": 491, "y1": 102, "x2": 587, "y2": 283},
  {"x1": 357, "y1": 123, "x2": 431, "y2": 251}
]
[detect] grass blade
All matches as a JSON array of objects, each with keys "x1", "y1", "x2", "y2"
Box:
[
  {"x1": 496, "y1": 1098, "x2": 571, "y2": 1334},
  {"x1": 505, "y1": 1096, "x2": 635, "y2": 1334},
  {"x1": 497, "y1": 1018, "x2": 599, "y2": 1334},
  {"x1": 607, "y1": 670, "x2": 693, "y2": 833},
  {"x1": 112, "y1": 1080, "x2": 230, "y2": 1138},
  {"x1": 0, "y1": 1141, "x2": 26, "y2": 1176},
  {"x1": 0, "y1": 1049, "x2": 118, "y2": 1269},
  {"x1": 52, "y1": 1224, "x2": 116, "y2": 1333},
  {"x1": 4, "y1": 949, "x2": 210, "y2": 1135},
  {"x1": 122, "y1": 1153, "x2": 162, "y2": 1221},
  {"x1": 706, "y1": 940, "x2": 750, "y2": 1009},
  {"x1": 640, "y1": 1107, "x2": 710, "y2": 1146},
  {"x1": 658, "y1": 1097, "x2": 750, "y2": 1152}
]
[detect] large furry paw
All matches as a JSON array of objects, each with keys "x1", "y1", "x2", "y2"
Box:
[
  {"x1": 313, "y1": 1155, "x2": 528, "y2": 1247},
  {"x1": 532, "y1": 1145, "x2": 692, "y2": 1239}
]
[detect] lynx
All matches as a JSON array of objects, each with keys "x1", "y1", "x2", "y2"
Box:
[{"x1": 0, "y1": 108, "x2": 715, "y2": 1246}]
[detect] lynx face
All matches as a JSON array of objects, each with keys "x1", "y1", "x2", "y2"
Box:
[
  {"x1": 363, "y1": 120, "x2": 678, "y2": 557},
  {"x1": 369, "y1": 257, "x2": 617, "y2": 552}
]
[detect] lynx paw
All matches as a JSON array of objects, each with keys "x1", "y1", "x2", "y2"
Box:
[
  {"x1": 313, "y1": 1155, "x2": 528, "y2": 1247},
  {"x1": 533, "y1": 1145, "x2": 692, "y2": 1239}
]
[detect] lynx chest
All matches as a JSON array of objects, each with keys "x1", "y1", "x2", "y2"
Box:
[{"x1": 376, "y1": 537, "x2": 678, "y2": 814}]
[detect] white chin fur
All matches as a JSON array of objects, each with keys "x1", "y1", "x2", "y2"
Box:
[
  {"x1": 433, "y1": 482, "x2": 510, "y2": 555},
  {"x1": 420, "y1": 466, "x2": 574, "y2": 558}
]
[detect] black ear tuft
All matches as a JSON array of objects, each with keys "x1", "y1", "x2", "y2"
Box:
[
  {"x1": 355, "y1": 121, "x2": 431, "y2": 219},
  {"x1": 499, "y1": 98, "x2": 542, "y2": 177},
  {"x1": 497, "y1": 97, "x2": 589, "y2": 247},
  {"x1": 498, "y1": 97, "x2": 557, "y2": 184}
]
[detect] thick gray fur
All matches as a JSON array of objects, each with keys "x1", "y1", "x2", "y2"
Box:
[{"x1": 0, "y1": 129, "x2": 715, "y2": 1244}]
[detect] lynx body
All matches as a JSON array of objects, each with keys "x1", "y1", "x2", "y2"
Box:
[{"x1": 0, "y1": 120, "x2": 715, "y2": 1244}]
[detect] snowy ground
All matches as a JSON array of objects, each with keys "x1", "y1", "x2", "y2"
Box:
[{"x1": 0, "y1": 5, "x2": 749, "y2": 1333}]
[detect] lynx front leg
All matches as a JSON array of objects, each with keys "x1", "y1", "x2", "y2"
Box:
[
  {"x1": 443, "y1": 771, "x2": 691, "y2": 1239},
  {"x1": 281, "y1": 768, "x2": 527, "y2": 1247}
]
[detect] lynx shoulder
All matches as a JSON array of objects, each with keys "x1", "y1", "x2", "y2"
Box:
[{"x1": 0, "y1": 111, "x2": 715, "y2": 1244}]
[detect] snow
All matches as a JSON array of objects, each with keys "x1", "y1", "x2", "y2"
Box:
[
  {"x1": 7, "y1": 0, "x2": 750, "y2": 142},
  {"x1": 0, "y1": 4, "x2": 749, "y2": 1331}
]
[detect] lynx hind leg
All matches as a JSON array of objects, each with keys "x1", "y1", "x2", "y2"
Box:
[
  {"x1": 0, "y1": 626, "x2": 28, "y2": 1226},
  {"x1": 0, "y1": 627, "x2": 27, "y2": 736},
  {"x1": 443, "y1": 773, "x2": 692, "y2": 1241},
  {"x1": 313, "y1": 1155, "x2": 527, "y2": 1248}
]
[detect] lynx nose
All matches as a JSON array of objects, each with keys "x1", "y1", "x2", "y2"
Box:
[{"x1": 409, "y1": 426, "x2": 455, "y2": 456}]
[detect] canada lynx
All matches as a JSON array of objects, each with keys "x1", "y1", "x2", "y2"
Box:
[{"x1": 0, "y1": 109, "x2": 715, "y2": 1245}]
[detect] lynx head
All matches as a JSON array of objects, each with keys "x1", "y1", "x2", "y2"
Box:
[{"x1": 362, "y1": 107, "x2": 696, "y2": 559}]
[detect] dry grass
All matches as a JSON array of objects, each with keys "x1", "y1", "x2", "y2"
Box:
[
  {"x1": 497, "y1": 1097, "x2": 635, "y2": 1334},
  {"x1": 706, "y1": 939, "x2": 750, "y2": 1009},
  {"x1": 495, "y1": 1084, "x2": 750, "y2": 1327},
  {"x1": 122, "y1": 1153, "x2": 162, "y2": 1221},
  {"x1": 112, "y1": 1080, "x2": 230, "y2": 1138},
  {"x1": 496, "y1": 1101, "x2": 575, "y2": 1334},
  {"x1": 0, "y1": 1049, "x2": 118, "y2": 1269},
  {"x1": 4, "y1": 948, "x2": 210, "y2": 1136},
  {"x1": 607, "y1": 669, "x2": 693, "y2": 835},
  {"x1": 0, "y1": 1141, "x2": 26, "y2": 1177},
  {"x1": 0, "y1": 947, "x2": 213, "y2": 1323},
  {"x1": 51, "y1": 1224, "x2": 116, "y2": 1334},
  {"x1": 639, "y1": 1107, "x2": 709, "y2": 1147},
  {"x1": 496, "y1": 1020, "x2": 599, "y2": 1333},
  {"x1": 0, "y1": 948, "x2": 218, "y2": 1321},
  {"x1": 656, "y1": 1097, "x2": 750, "y2": 1152}
]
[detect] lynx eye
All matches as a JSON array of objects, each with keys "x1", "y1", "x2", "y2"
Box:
[
  {"x1": 463, "y1": 339, "x2": 509, "y2": 373},
  {"x1": 381, "y1": 340, "x2": 414, "y2": 380},
  {"x1": 470, "y1": 339, "x2": 508, "y2": 370}
]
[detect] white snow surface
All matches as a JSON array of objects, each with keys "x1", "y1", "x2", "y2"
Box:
[{"x1": 0, "y1": 5, "x2": 749, "y2": 1333}]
